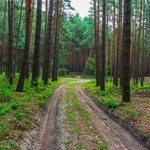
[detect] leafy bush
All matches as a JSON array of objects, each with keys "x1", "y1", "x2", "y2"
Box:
[{"x1": 99, "y1": 97, "x2": 122, "y2": 109}]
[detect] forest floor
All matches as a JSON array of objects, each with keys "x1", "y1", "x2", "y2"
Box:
[{"x1": 19, "y1": 79, "x2": 148, "y2": 150}]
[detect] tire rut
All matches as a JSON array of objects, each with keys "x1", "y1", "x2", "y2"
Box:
[
  {"x1": 20, "y1": 81, "x2": 147, "y2": 150},
  {"x1": 40, "y1": 85, "x2": 65, "y2": 150},
  {"x1": 20, "y1": 85, "x2": 66, "y2": 150},
  {"x1": 75, "y1": 86, "x2": 147, "y2": 150}
]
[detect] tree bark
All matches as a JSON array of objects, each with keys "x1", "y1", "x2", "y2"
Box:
[
  {"x1": 31, "y1": 0, "x2": 42, "y2": 86},
  {"x1": 43, "y1": 0, "x2": 54, "y2": 84},
  {"x1": 7, "y1": 0, "x2": 14, "y2": 85},
  {"x1": 94, "y1": 0, "x2": 101, "y2": 86},
  {"x1": 52, "y1": 0, "x2": 62, "y2": 81},
  {"x1": 14, "y1": 0, "x2": 24, "y2": 75},
  {"x1": 121, "y1": 0, "x2": 131, "y2": 102},
  {"x1": 101, "y1": 0, "x2": 106, "y2": 91},
  {"x1": 141, "y1": 0, "x2": 145, "y2": 86},
  {"x1": 16, "y1": 0, "x2": 32, "y2": 92},
  {"x1": 0, "y1": 0, "x2": 7, "y2": 74}
]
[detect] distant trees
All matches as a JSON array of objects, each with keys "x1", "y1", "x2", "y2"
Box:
[
  {"x1": 0, "y1": 0, "x2": 149, "y2": 97},
  {"x1": 91, "y1": 0, "x2": 150, "y2": 101}
]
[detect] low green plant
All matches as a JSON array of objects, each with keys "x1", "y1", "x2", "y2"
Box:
[
  {"x1": 124, "y1": 108, "x2": 138, "y2": 119},
  {"x1": 141, "y1": 115, "x2": 149, "y2": 121},
  {"x1": 0, "y1": 105, "x2": 11, "y2": 115},
  {"x1": 99, "y1": 97, "x2": 122, "y2": 109},
  {"x1": 0, "y1": 140, "x2": 19, "y2": 150},
  {"x1": 98, "y1": 140, "x2": 109, "y2": 150}
]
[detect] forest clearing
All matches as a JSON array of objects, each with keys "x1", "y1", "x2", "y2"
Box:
[{"x1": 0, "y1": 0, "x2": 150, "y2": 150}]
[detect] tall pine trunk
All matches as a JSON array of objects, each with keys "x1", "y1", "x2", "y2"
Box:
[
  {"x1": 141, "y1": 0, "x2": 145, "y2": 86},
  {"x1": 121, "y1": 0, "x2": 131, "y2": 102},
  {"x1": 52, "y1": 0, "x2": 62, "y2": 81},
  {"x1": 135, "y1": 0, "x2": 143, "y2": 84},
  {"x1": 7, "y1": 0, "x2": 14, "y2": 85},
  {"x1": 94, "y1": 0, "x2": 101, "y2": 86},
  {"x1": 31, "y1": 0, "x2": 42, "y2": 86},
  {"x1": 101, "y1": 0, "x2": 106, "y2": 91},
  {"x1": 0, "y1": 0, "x2": 7, "y2": 74},
  {"x1": 14, "y1": 0, "x2": 24, "y2": 75},
  {"x1": 16, "y1": 0, "x2": 32, "y2": 92},
  {"x1": 43, "y1": 0, "x2": 54, "y2": 84}
]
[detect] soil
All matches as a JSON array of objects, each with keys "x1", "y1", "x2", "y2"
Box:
[{"x1": 19, "y1": 80, "x2": 148, "y2": 150}]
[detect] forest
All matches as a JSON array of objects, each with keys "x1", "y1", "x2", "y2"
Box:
[{"x1": 0, "y1": 0, "x2": 150, "y2": 149}]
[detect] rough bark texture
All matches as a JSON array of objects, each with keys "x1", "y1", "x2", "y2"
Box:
[
  {"x1": 31, "y1": 0, "x2": 42, "y2": 86},
  {"x1": 16, "y1": 0, "x2": 32, "y2": 92},
  {"x1": 94, "y1": 0, "x2": 101, "y2": 87},
  {"x1": 121, "y1": 0, "x2": 131, "y2": 102},
  {"x1": 141, "y1": 0, "x2": 145, "y2": 86},
  {"x1": 101, "y1": 0, "x2": 106, "y2": 91},
  {"x1": 43, "y1": 0, "x2": 54, "y2": 84},
  {"x1": 7, "y1": 0, "x2": 14, "y2": 85},
  {"x1": 25, "y1": 0, "x2": 34, "y2": 78},
  {"x1": 52, "y1": 0, "x2": 62, "y2": 82},
  {"x1": 14, "y1": 0, "x2": 24, "y2": 75},
  {"x1": 0, "y1": 0, "x2": 7, "y2": 74},
  {"x1": 135, "y1": 0, "x2": 143, "y2": 84}
]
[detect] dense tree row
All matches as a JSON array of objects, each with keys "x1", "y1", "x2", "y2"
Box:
[
  {"x1": 92, "y1": 0, "x2": 150, "y2": 101},
  {"x1": 0, "y1": 0, "x2": 150, "y2": 102},
  {"x1": 0, "y1": 0, "x2": 70, "y2": 91}
]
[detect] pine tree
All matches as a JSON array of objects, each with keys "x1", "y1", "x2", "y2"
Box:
[
  {"x1": 121, "y1": 0, "x2": 131, "y2": 102},
  {"x1": 31, "y1": 0, "x2": 42, "y2": 87}
]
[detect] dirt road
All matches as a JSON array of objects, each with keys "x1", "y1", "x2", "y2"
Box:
[{"x1": 20, "y1": 80, "x2": 147, "y2": 150}]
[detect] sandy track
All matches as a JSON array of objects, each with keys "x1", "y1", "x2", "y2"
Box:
[
  {"x1": 75, "y1": 86, "x2": 147, "y2": 150},
  {"x1": 20, "y1": 82, "x2": 147, "y2": 150},
  {"x1": 20, "y1": 85, "x2": 66, "y2": 150}
]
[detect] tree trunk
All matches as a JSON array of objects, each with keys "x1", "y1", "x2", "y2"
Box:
[
  {"x1": 14, "y1": 0, "x2": 24, "y2": 75},
  {"x1": 7, "y1": 0, "x2": 14, "y2": 85},
  {"x1": 135, "y1": 0, "x2": 142, "y2": 84},
  {"x1": 101, "y1": 0, "x2": 106, "y2": 91},
  {"x1": 52, "y1": 0, "x2": 62, "y2": 81},
  {"x1": 16, "y1": 0, "x2": 32, "y2": 92},
  {"x1": 25, "y1": 0, "x2": 34, "y2": 78},
  {"x1": 0, "y1": 0, "x2": 7, "y2": 74},
  {"x1": 141, "y1": 0, "x2": 145, "y2": 86},
  {"x1": 117, "y1": 0, "x2": 122, "y2": 87},
  {"x1": 113, "y1": 0, "x2": 117, "y2": 86},
  {"x1": 94, "y1": 0, "x2": 101, "y2": 86},
  {"x1": 121, "y1": 0, "x2": 131, "y2": 102},
  {"x1": 31, "y1": 0, "x2": 42, "y2": 87},
  {"x1": 43, "y1": 0, "x2": 54, "y2": 84}
]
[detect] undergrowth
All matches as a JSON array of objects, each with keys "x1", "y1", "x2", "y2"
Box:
[
  {"x1": 82, "y1": 80, "x2": 150, "y2": 110},
  {"x1": 82, "y1": 81, "x2": 122, "y2": 109},
  {"x1": 82, "y1": 80, "x2": 150, "y2": 136},
  {"x1": 0, "y1": 75, "x2": 73, "y2": 150}
]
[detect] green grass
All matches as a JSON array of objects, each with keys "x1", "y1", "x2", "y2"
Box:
[
  {"x1": 124, "y1": 107, "x2": 138, "y2": 119},
  {"x1": 0, "y1": 75, "x2": 73, "y2": 150},
  {"x1": 98, "y1": 140, "x2": 109, "y2": 150},
  {"x1": 82, "y1": 81, "x2": 122, "y2": 109},
  {"x1": 82, "y1": 80, "x2": 150, "y2": 110}
]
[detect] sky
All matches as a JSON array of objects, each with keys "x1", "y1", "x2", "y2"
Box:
[{"x1": 70, "y1": 0, "x2": 91, "y2": 18}]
